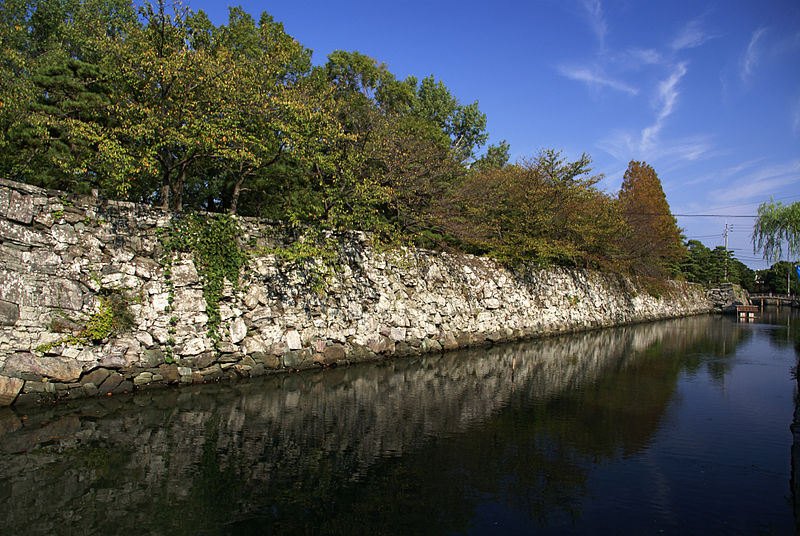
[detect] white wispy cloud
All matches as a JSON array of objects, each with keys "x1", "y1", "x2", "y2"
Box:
[
  {"x1": 581, "y1": 0, "x2": 607, "y2": 50},
  {"x1": 685, "y1": 158, "x2": 765, "y2": 185},
  {"x1": 641, "y1": 62, "x2": 688, "y2": 149},
  {"x1": 671, "y1": 19, "x2": 713, "y2": 51},
  {"x1": 557, "y1": 64, "x2": 638, "y2": 95},
  {"x1": 625, "y1": 48, "x2": 662, "y2": 66},
  {"x1": 597, "y1": 130, "x2": 714, "y2": 166},
  {"x1": 710, "y1": 160, "x2": 800, "y2": 204},
  {"x1": 740, "y1": 27, "x2": 768, "y2": 83}
]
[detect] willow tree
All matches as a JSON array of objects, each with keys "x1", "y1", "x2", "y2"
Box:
[{"x1": 752, "y1": 199, "x2": 800, "y2": 262}]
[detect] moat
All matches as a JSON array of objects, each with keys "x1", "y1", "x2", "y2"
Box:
[{"x1": 1, "y1": 309, "x2": 797, "y2": 535}]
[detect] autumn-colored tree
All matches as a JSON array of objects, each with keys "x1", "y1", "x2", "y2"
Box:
[
  {"x1": 617, "y1": 160, "x2": 685, "y2": 277},
  {"x1": 440, "y1": 150, "x2": 625, "y2": 267}
]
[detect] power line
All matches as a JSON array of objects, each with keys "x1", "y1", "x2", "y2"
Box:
[
  {"x1": 625, "y1": 212, "x2": 757, "y2": 218},
  {"x1": 674, "y1": 213, "x2": 757, "y2": 218}
]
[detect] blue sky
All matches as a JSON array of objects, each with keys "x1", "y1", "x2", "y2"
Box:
[{"x1": 186, "y1": 0, "x2": 800, "y2": 269}]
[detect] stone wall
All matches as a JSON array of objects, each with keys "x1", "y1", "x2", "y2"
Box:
[
  {"x1": 707, "y1": 282, "x2": 750, "y2": 310},
  {"x1": 0, "y1": 178, "x2": 713, "y2": 406}
]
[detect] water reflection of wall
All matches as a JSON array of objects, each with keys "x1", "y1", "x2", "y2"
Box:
[{"x1": 0, "y1": 315, "x2": 744, "y2": 535}]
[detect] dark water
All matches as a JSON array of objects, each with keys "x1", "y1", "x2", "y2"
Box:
[{"x1": 1, "y1": 310, "x2": 799, "y2": 535}]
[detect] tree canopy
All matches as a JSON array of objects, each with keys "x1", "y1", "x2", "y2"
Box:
[{"x1": 1, "y1": 0, "x2": 692, "y2": 281}]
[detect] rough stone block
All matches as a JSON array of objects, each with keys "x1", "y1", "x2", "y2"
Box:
[
  {"x1": 42, "y1": 279, "x2": 84, "y2": 311},
  {"x1": 348, "y1": 344, "x2": 375, "y2": 362},
  {"x1": 0, "y1": 219, "x2": 47, "y2": 247},
  {"x1": 171, "y1": 261, "x2": 199, "y2": 286},
  {"x1": 7, "y1": 190, "x2": 34, "y2": 224},
  {"x1": 83, "y1": 383, "x2": 99, "y2": 397},
  {"x1": 133, "y1": 372, "x2": 153, "y2": 385},
  {"x1": 229, "y1": 317, "x2": 247, "y2": 344},
  {"x1": 284, "y1": 329, "x2": 302, "y2": 350},
  {"x1": 141, "y1": 348, "x2": 165, "y2": 367},
  {"x1": 322, "y1": 344, "x2": 346, "y2": 363},
  {"x1": 81, "y1": 368, "x2": 110, "y2": 387},
  {"x1": 440, "y1": 333, "x2": 459, "y2": 351},
  {"x1": 250, "y1": 352, "x2": 280, "y2": 369},
  {"x1": 116, "y1": 380, "x2": 133, "y2": 393},
  {"x1": 179, "y1": 337, "x2": 207, "y2": 356},
  {"x1": 173, "y1": 288, "x2": 206, "y2": 312},
  {"x1": 0, "y1": 375, "x2": 24, "y2": 406},
  {"x1": 421, "y1": 338, "x2": 443, "y2": 353},
  {"x1": 283, "y1": 348, "x2": 312, "y2": 369},
  {"x1": 217, "y1": 352, "x2": 242, "y2": 363},
  {"x1": 182, "y1": 351, "x2": 215, "y2": 370},
  {"x1": 394, "y1": 341, "x2": 415, "y2": 357},
  {"x1": 216, "y1": 341, "x2": 238, "y2": 353},
  {"x1": 0, "y1": 187, "x2": 9, "y2": 216},
  {"x1": 3, "y1": 352, "x2": 83, "y2": 382},
  {"x1": 366, "y1": 334, "x2": 394, "y2": 355},
  {"x1": 98, "y1": 372, "x2": 125, "y2": 394},
  {"x1": 199, "y1": 364, "x2": 223, "y2": 380},
  {"x1": 0, "y1": 299, "x2": 20, "y2": 326}
]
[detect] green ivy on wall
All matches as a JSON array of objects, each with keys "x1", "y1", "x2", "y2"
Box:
[{"x1": 161, "y1": 213, "x2": 247, "y2": 340}]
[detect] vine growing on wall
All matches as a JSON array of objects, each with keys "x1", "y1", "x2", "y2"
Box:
[
  {"x1": 254, "y1": 227, "x2": 342, "y2": 294},
  {"x1": 161, "y1": 213, "x2": 247, "y2": 339},
  {"x1": 36, "y1": 289, "x2": 134, "y2": 353}
]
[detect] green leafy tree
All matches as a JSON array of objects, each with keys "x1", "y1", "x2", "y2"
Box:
[
  {"x1": 411, "y1": 75, "x2": 488, "y2": 162},
  {"x1": 755, "y1": 261, "x2": 800, "y2": 295},
  {"x1": 100, "y1": 0, "x2": 239, "y2": 207},
  {"x1": 208, "y1": 7, "x2": 317, "y2": 215},
  {"x1": 680, "y1": 239, "x2": 755, "y2": 289},
  {"x1": 0, "y1": 0, "x2": 134, "y2": 191},
  {"x1": 472, "y1": 140, "x2": 510, "y2": 172}
]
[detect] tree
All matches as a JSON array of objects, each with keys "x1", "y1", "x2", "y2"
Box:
[
  {"x1": 752, "y1": 199, "x2": 800, "y2": 262},
  {"x1": 0, "y1": 0, "x2": 135, "y2": 192},
  {"x1": 100, "y1": 0, "x2": 241, "y2": 208},
  {"x1": 617, "y1": 161, "x2": 685, "y2": 277},
  {"x1": 209, "y1": 7, "x2": 316, "y2": 215},
  {"x1": 472, "y1": 140, "x2": 510, "y2": 171},
  {"x1": 681, "y1": 240, "x2": 755, "y2": 290},
  {"x1": 439, "y1": 149, "x2": 625, "y2": 267},
  {"x1": 755, "y1": 261, "x2": 800, "y2": 296},
  {"x1": 411, "y1": 75, "x2": 488, "y2": 162}
]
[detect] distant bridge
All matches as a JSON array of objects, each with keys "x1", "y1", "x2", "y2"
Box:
[{"x1": 749, "y1": 294, "x2": 799, "y2": 307}]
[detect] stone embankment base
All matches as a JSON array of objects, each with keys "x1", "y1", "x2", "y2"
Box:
[{"x1": 0, "y1": 178, "x2": 713, "y2": 407}]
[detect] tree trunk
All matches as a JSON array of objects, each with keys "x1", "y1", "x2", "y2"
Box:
[
  {"x1": 160, "y1": 182, "x2": 170, "y2": 211},
  {"x1": 229, "y1": 162, "x2": 246, "y2": 215},
  {"x1": 173, "y1": 163, "x2": 186, "y2": 212}
]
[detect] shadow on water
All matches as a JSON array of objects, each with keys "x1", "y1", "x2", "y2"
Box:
[{"x1": 0, "y1": 313, "x2": 792, "y2": 535}]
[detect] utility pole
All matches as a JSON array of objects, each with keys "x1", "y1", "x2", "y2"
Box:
[{"x1": 723, "y1": 222, "x2": 730, "y2": 282}]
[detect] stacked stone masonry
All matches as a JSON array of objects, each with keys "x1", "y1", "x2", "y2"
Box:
[{"x1": 0, "y1": 177, "x2": 713, "y2": 406}]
